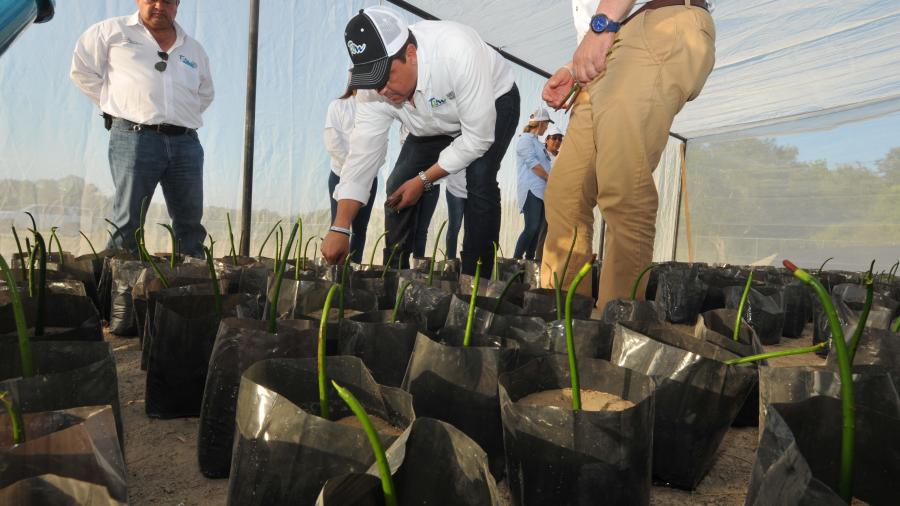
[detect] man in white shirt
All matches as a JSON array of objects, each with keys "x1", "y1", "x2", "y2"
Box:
[
  {"x1": 321, "y1": 5, "x2": 519, "y2": 277},
  {"x1": 541, "y1": 0, "x2": 714, "y2": 309},
  {"x1": 70, "y1": 0, "x2": 214, "y2": 257}
]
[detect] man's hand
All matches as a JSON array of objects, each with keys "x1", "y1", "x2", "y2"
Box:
[
  {"x1": 573, "y1": 31, "x2": 616, "y2": 84},
  {"x1": 542, "y1": 66, "x2": 576, "y2": 110},
  {"x1": 321, "y1": 231, "x2": 350, "y2": 265},
  {"x1": 386, "y1": 176, "x2": 425, "y2": 211}
]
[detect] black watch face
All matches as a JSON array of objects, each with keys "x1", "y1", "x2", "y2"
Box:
[{"x1": 591, "y1": 15, "x2": 608, "y2": 32}]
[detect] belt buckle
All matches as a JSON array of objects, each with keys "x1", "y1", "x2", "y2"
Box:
[{"x1": 131, "y1": 123, "x2": 142, "y2": 132}]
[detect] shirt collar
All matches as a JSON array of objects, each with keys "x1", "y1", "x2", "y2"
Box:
[{"x1": 411, "y1": 27, "x2": 430, "y2": 94}]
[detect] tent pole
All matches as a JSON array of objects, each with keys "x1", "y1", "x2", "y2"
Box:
[
  {"x1": 671, "y1": 140, "x2": 694, "y2": 262},
  {"x1": 238, "y1": 0, "x2": 260, "y2": 257}
]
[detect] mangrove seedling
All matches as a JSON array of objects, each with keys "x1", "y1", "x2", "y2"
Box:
[
  {"x1": 32, "y1": 233, "x2": 47, "y2": 337},
  {"x1": 338, "y1": 252, "x2": 353, "y2": 321},
  {"x1": 11, "y1": 226, "x2": 27, "y2": 274},
  {"x1": 492, "y1": 269, "x2": 524, "y2": 313},
  {"x1": 629, "y1": 263, "x2": 654, "y2": 300},
  {"x1": 24, "y1": 211, "x2": 37, "y2": 240},
  {"x1": 566, "y1": 262, "x2": 593, "y2": 412},
  {"x1": 733, "y1": 272, "x2": 754, "y2": 342},
  {"x1": 257, "y1": 219, "x2": 283, "y2": 258},
  {"x1": 369, "y1": 231, "x2": 388, "y2": 268},
  {"x1": 273, "y1": 226, "x2": 284, "y2": 273},
  {"x1": 556, "y1": 227, "x2": 578, "y2": 321},
  {"x1": 302, "y1": 235, "x2": 316, "y2": 271},
  {"x1": 79, "y1": 231, "x2": 99, "y2": 260},
  {"x1": 226, "y1": 212, "x2": 237, "y2": 264},
  {"x1": 426, "y1": 220, "x2": 448, "y2": 286},
  {"x1": 26, "y1": 238, "x2": 35, "y2": 297},
  {"x1": 103, "y1": 218, "x2": 122, "y2": 242},
  {"x1": 847, "y1": 263, "x2": 874, "y2": 364},
  {"x1": 892, "y1": 315, "x2": 900, "y2": 333},
  {"x1": 381, "y1": 243, "x2": 400, "y2": 280},
  {"x1": 0, "y1": 391, "x2": 24, "y2": 445},
  {"x1": 159, "y1": 223, "x2": 178, "y2": 268},
  {"x1": 318, "y1": 284, "x2": 340, "y2": 420},
  {"x1": 0, "y1": 254, "x2": 32, "y2": 377},
  {"x1": 817, "y1": 256, "x2": 834, "y2": 275},
  {"x1": 294, "y1": 217, "x2": 303, "y2": 280},
  {"x1": 392, "y1": 281, "x2": 411, "y2": 323},
  {"x1": 462, "y1": 259, "x2": 482, "y2": 347},
  {"x1": 785, "y1": 259, "x2": 855, "y2": 503},
  {"x1": 723, "y1": 341, "x2": 829, "y2": 365},
  {"x1": 203, "y1": 246, "x2": 222, "y2": 317},
  {"x1": 48, "y1": 226, "x2": 64, "y2": 269},
  {"x1": 331, "y1": 380, "x2": 398, "y2": 506},
  {"x1": 137, "y1": 228, "x2": 169, "y2": 288},
  {"x1": 266, "y1": 223, "x2": 299, "y2": 333},
  {"x1": 491, "y1": 242, "x2": 499, "y2": 281}
]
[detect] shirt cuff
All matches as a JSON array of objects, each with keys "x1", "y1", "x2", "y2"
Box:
[
  {"x1": 437, "y1": 147, "x2": 470, "y2": 175},
  {"x1": 333, "y1": 179, "x2": 373, "y2": 205}
]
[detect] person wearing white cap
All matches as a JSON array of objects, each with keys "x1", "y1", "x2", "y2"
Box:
[
  {"x1": 513, "y1": 108, "x2": 554, "y2": 260},
  {"x1": 320, "y1": 5, "x2": 519, "y2": 278},
  {"x1": 535, "y1": 124, "x2": 564, "y2": 261},
  {"x1": 540, "y1": 0, "x2": 715, "y2": 310}
]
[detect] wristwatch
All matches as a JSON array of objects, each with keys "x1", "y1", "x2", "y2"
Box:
[
  {"x1": 590, "y1": 13, "x2": 620, "y2": 34},
  {"x1": 418, "y1": 171, "x2": 434, "y2": 192}
]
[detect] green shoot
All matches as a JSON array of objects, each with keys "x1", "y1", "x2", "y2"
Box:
[
  {"x1": 733, "y1": 272, "x2": 754, "y2": 342},
  {"x1": 369, "y1": 231, "x2": 388, "y2": 267},
  {"x1": 79, "y1": 231, "x2": 98, "y2": 260},
  {"x1": 257, "y1": 219, "x2": 283, "y2": 258},
  {"x1": 138, "y1": 196, "x2": 149, "y2": 248},
  {"x1": 203, "y1": 246, "x2": 222, "y2": 317},
  {"x1": 723, "y1": 341, "x2": 828, "y2": 365},
  {"x1": 888, "y1": 261, "x2": 899, "y2": 280},
  {"x1": 492, "y1": 270, "x2": 524, "y2": 313},
  {"x1": 338, "y1": 253, "x2": 353, "y2": 322},
  {"x1": 392, "y1": 281, "x2": 411, "y2": 323},
  {"x1": 26, "y1": 238, "x2": 35, "y2": 298},
  {"x1": 817, "y1": 256, "x2": 834, "y2": 275},
  {"x1": 491, "y1": 242, "x2": 499, "y2": 281},
  {"x1": 462, "y1": 259, "x2": 482, "y2": 347},
  {"x1": 426, "y1": 220, "x2": 448, "y2": 286},
  {"x1": 784, "y1": 259, "x2": 854, "y2": 503},
  {"x1": 630, "y1": 263, "x2": 654, "y2": 300},
  {"x1": 103, "y1": 218, "x2": 122, "y2": 245},
  {"x1": 137, "y1": 228, "x2": 169, "y2": 288},
  {"x1": 208, "y1": 235, "x2": 216, "y2": 260},
  {"x1": 556, "y1": 227, "x2": 578, "y2": 320},
  {"x1": 11, "y1": 226, "x2": 26, "y2": 274},
  {"x1": 273, "y1": 226, "x2": 284, "y2": 273},
  {"x1": 0, "y1": 391, "x2": 24, "y2": 444},
  {"x1": 33, "y1": 233, "x2": 47, "y2": 337},
  {"x1": 318, "y1": 284, "x2": 339, "y2": 420},
  {"x1": 24, "y1": 212, "x2": 37, "y2": 239},
  {"x1": 848, "y1": 263, "x2": 875, "y2": 364},
  {"x1": 266, "y1": 223, "x2": 299, "y2": 334},
  {"x1": 226, "y1": 212, "x2": 237, "y2": 264},
  {"x1": 566, "y1": 263, "x2": 593, "y2": 412},
  {"x1": 381, "y1": 243, "x2": 399, "y2": 280},
  {"x1": 302, "y1": 236, "x2": 316, "y2": 271},
  {"x1": 331, "y1": 381, "x2": 398, "y2": 506},
  {"x1": 294, "y1": 217, "x2": 303, "y2": 280},
  {"x1": 49, "y1": 226, "x2": 64, "y2": 269},
  {"x1": 0, "y1": 255, "x2": 32, "y2": 377},
  {"x1": 440, "y1": 248, "x2": 447, "y2": 263},
  {"x1": 158, "y1": 223, "x2": 177, "y2": 268}
]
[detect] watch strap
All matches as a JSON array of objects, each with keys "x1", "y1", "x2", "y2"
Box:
[
  {"x1": 418, "y1": 171, "x2": 433, "y2": 192},
  {"x1": 329, "y1": 225, "x2": 351, "y2": 237}
]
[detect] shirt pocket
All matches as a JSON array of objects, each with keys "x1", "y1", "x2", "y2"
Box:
[{"x1": 171, "y1": 53, "x2": 202, "y2": 93}]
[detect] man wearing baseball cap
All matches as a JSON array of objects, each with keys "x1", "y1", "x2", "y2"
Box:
[{"x1": 321, "y1": 5, "x2": 519, "y2": 278}]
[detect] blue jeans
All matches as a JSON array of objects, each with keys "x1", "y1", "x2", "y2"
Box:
[
  {"x1": 413, "y1": 186, "x2": 440, "y2": 258},
  {"x1": 514, "y1": 191, "x2": 545, "y2": 260},
  {"x1": 445, "y1": 190, "x2": 465, "y2": 259},
  {"x1": 329, "y1": 171, "x2": 378, "y2": 264},
  {"x1": 106, "y1": 119, "x2": 206, "y2": 257}
]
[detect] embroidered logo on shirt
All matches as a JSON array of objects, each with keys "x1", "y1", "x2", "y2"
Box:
[
  {"x1": 429, "y1": 97, "x2": 447, "y2": 108},
  {"x1": 347, "y1": 40, "x2": 366, "y2": 55},
  {"x1": 124, "y1": 37, "x2": 141, "y2": 45},
  {"x1": 179, "y1": 55, "x2": 198, "y2": 69},
  {"x1": 446, "y1": 91, "x2": 456, "y2": 100}
]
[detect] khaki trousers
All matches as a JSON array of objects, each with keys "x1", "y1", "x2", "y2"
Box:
[{"x1": 541, "y1": 5, "x2": 715, "y2": 310}]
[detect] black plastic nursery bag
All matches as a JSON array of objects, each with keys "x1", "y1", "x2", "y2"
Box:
[
  {"x1": 724, "y1": 285, "x2": 785, "y2": 345},
  {"x1": 601, "y1": 298, "x2": 666, "y2": 325},
  {"x1": 458, "y1": 274, "x2": 529, "y2": 307},
  {"x1": 399, "y1": 279, "x2": 453, "y2": 333},
  {"x1": 521, "y1": 288, "x2": 593, "y2": 322},
  {"x1": 0, "y1": 293, "x2": 102, "y2": 342},
  {"x1": 655, "y1": 264, "x2": 708, "y2": 324},
  {"x1": 338, "y1": 310, "x2": 419, "y2": 387}
]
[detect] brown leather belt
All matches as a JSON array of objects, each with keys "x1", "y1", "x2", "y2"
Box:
[{"x1": 623, "y1": 0, "x2": 709, "y2": 25}]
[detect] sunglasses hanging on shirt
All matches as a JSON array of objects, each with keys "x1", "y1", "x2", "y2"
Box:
[{"x1": 155, "y1": 51, "x2": 168, "y2": 72}]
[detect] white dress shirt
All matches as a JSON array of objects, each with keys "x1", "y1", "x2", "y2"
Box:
[
  {"x1": 445, "y1": 169, "x2": 467, "y2": 199},
  {"x1": 334, "y1": 20, "x2": 516, "y2": 205},
  {"x1": 70, "y1": 12, "x2": 214, "y2": 129},
  {"x1": 573, "y1": 1, "x2": 714, "y2": 43},
  {"x1": 323, "y1": 97, "x2": 356, "y2": 176}
]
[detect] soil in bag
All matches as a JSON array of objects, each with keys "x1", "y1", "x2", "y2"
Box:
[
  {"x1": 655, "y1": 264, "x2": 708, "y2": 324},
  {"x1": 401, "y1": 329, "x2": 517, "y2": 479},
  {"x1": 197, "y1": 318, "x2": 319, "y2": 478},
  {"x1": 316, "y1": 417, "x2": 501, "y2": 506},
  {"x1": 0, "y1": 405, "x2": 126, "y2": 505},
  {"x1": 227, "y1": 355, "x2": 414, "y2": 505},
  {"x1": 0, "y1": 341, "x2": 123, "y2": 450},
  {"x1": 0, "y1": 293, "x2": 102, "y2": 342},
  {"x1": 521, "y1": 288, "x2": 593, "y2": 322},
  {"x1": 145, "y1": 292, "x2": 261, "y2": 418},
  {"x1": 338, "y1": 310, "x2": 419, "y2": 387},
  {"x1": 610, "y1": 321, "x2": 757, "y2": 489},
  {"x1": 499, "y1": 355, "x2": 654, "y2": 506},
  {"x1": 748, "y1": 379, "x2": 900, "y2": 506},
  {"x1": 724, "y1": 285, "x2": 785, "y2": 345}
]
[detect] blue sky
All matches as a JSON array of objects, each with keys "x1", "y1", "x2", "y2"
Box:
[{"x1": 778, "y1": 111, "x2": 900, "y2": 167}]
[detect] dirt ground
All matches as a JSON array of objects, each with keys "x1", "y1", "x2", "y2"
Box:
[{"x1": 111, "y1": 331, "x2": 823, "y2": 505}]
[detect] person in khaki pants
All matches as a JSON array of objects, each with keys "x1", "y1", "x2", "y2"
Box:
[{"x1": 541, "y1": 0, "x2": 715, "y2": 310}]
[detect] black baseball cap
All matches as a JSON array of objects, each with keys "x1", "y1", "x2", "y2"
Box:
[{"x1": 344, "y1": 6, "x2": 409, "y2": 90}]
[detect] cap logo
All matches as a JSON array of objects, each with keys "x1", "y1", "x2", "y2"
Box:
[{"x1": 347, "y1": 40, "x2": 367, "y2": 56}]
